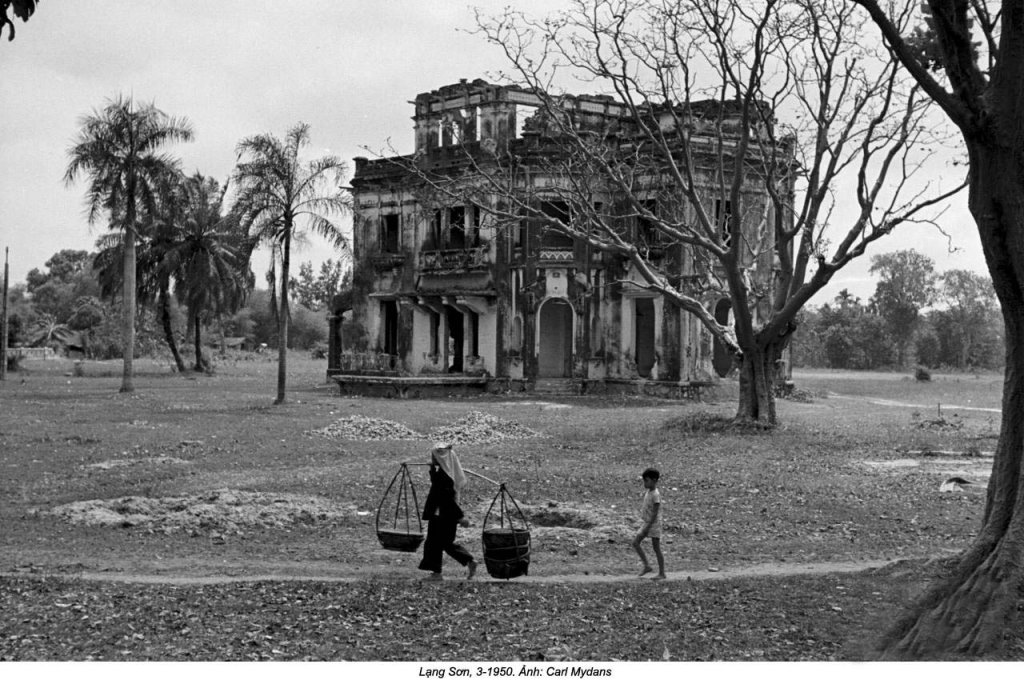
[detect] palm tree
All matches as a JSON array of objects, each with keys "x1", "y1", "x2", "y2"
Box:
[
  {"x1": 232, "y1": 122, "x2": 350, "y2": 404},
  {"x1": 27, "y1": 313, "x2": 72, "y2": 349},
  {"x1": 163, "y1": 173, "x2": 254, "y2": 372},
  {"x1": 93, "y1": 187, "x2": 189, "y2": 374},
  {"x1": 64, "y1": 95, "x2": 193, "y2": 392}
]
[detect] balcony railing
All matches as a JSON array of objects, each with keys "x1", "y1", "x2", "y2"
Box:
[
  {"x1": 337, "y1": 352, "x2": 402, "y2": 374},
  {"x1": 370, "y1": 252, "x2": 406, "y2": 269},
  {"x1": 419, "y1": 246, "x2": 489, "y2": 272},
  {"x1": 538, "y1": 248, "x2": 575, "y2": 264}
]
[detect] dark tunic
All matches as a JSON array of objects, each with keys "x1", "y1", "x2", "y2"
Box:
[{"x1": 418, "y1": 464, "x2": 474, "y2": 573}]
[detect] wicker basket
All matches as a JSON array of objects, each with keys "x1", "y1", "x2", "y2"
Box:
[
  {"x1": 377, "y1": 529, "x2": 424, "y2": 553},
  {"x1": 375, "y1": 463, "x2": 424, "y2": 552},
  {"x1": 482, "y1": 527, "x2": 531, "y2": 579}
]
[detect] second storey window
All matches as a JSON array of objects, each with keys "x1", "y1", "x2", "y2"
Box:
[
  {"x1": 381, "y1": 214, "x2": 400, "y2": 253},
  {"x1": 637, "y1": 199, "x2": 660, "y2": 245},
  {"x1": 540, "y1": 200, "x2": 574, "y2": 248},
  {"x1": 447, "y1": 205, "x2": 481, "y2": 249},
  {"x1": 449, "y1": 206, "x2": 467, "y2": 249}
]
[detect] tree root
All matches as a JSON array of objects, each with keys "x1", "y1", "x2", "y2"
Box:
[{"x1": 877, "y1": 537, "x2": 1023, "y2": 658}]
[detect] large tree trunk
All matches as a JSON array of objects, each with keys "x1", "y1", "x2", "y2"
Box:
[
  {"x1": 120, "y1": 221, "x2": 136, "y2": 393},
  {"x1": 879, "y1": 147, "x2": 1024, "y2": 658},
  {"x1": 275, "y1": 230, "x2": 291, "y2": 405},
  {"x1": 159, "y1": 285, "x2": 186, "y2": 373},
  {"x1": 734, "y1": 337, "x2": 786, "y2": 426}
]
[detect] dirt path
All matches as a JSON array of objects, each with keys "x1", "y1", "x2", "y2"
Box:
[
  {"x1": 0, "y1": 558, "x2": 903, "y2": 586},
  {"x1": 828, "y1": 393, "x2": 1001, "y2": 413}
]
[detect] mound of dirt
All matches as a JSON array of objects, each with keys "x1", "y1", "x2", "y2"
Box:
[
  {"x1": 47, "y1": 489, "x2": 358, "y2": 535},
  {"x1": 428, "y1": 411, "x2": 544, "y2": 445},
  {"x1": 306, "y1": 411, "x2": 543, "y2": 446},
  {"x1": 307, "y1": 415, "x2": 426, "y2": 441}
]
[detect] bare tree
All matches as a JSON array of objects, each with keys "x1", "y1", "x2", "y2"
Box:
[
  {"x1": 396, "y1": 0, "x2": 962, "y2": 425},
  {"x1": 851, "y1": 0, "x2": 1024, "y2": 658}
]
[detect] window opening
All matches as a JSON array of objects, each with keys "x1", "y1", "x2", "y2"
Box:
[
  {"x1": 382, "y1": 300, "x2": 399, "y2": 356},
  {"x1": 469, "y1": 310, "x2": 480, "y2": 357},
  {"x1": 460, "y1": 107, "x2": 477, "y2": 143},
  {"x1": 381, "y1": 214, "x2": 400, "y2": 253},
  {"x1": 429, "y1": 310, "x2": 440, "y2": 356},
  {"x1": 446, "y1": 307, "x2": 464, "y2": 373},
  {"x1": 449, "y1": 206, "x2": 466, "y2": 249},
  {"x1": 514, "y1": 105, "x2": 535, "y2": 138},
  {"x1": 540, "y1": 200, "x2": 574, "y2": 248},
  {"x1": 637, "y1": 199, "x2": 660, "y2": 246}
]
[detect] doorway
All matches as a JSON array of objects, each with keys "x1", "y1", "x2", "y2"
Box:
[
  {"x1": 381, "y1": 300, "x2": 399, "y2": 356},
  {"x1": 446, "y1": 307, "x2": 464, "y2": 373},
  {"x1": 538, "y1": 298, "x2": 573, "y2": 377},
  {"x1": 634, "y1": 298, "x2": 656, "y2": 378}
]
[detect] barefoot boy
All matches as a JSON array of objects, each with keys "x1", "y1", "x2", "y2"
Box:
[{"x1": 632, "y1": 467, "x2": 666, "y2": 579}]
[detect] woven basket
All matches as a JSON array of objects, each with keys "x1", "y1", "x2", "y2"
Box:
[
  {"x1": 377, "y1": 529, "x2": 424, "y2": 553},
  {"x1": 482, "y1": 527, "x2": 531, "y2": 579},
  {"x1": 375, "y1": 463, "x2": 424, "y2": 552}
]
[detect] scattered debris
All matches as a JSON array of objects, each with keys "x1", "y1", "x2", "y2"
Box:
[
  {"x1": 428, "y1": 411, "x2": 544, "y2": 445},
  {"x1": 307, "y1": 411, "x2": 543, "y2": 445},
  {"x1": 47, "y1": 488, "x2": 359, "y2": 534},
  {"x1": 779, "y1": 387, "x2": 817, "y2": 403},
  {"x1": 307, "y1": 415, "x2": 425, "y2": 441},
  {"x1": 914, "y1": 416, "x2": 964, "y2": 432}
]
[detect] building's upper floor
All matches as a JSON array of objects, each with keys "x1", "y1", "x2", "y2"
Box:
[
  {"x1": 350, "y1": 80, "x2": 792, "y2": 283},
  {"x1": 353, "y1": 79, "x2": 783, "y2": 184},
  {"x1": 408, "y1": 78, "x2": 775, "y2": 154}
]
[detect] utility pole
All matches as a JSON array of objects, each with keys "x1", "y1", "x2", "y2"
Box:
[{"x1": 1, "y1": 247, "x2": 9, "y2": 381}]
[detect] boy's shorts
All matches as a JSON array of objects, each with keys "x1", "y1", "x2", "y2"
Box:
[{"x1": 647, "y1": 524, "x2": 662, "y2": 539}]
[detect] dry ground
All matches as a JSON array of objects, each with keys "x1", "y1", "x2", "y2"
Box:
[{"x1": 0, "y1": 355, "x2": 1018, "y2": 660}]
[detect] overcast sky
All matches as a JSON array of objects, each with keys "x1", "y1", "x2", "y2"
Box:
[{"x1": 0, "y1": 1, "x2": 989, "y2": 304}]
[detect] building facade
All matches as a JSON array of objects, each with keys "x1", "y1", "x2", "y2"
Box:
[{"x1": 328, "y1": 79, "x2": 791, "y2": 396}]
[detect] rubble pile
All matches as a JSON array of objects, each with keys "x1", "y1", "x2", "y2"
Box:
[
  {"x1": 47, "y1": 488, "x2": 356, "y2": 534},
  {"x1": 428, "y1": 411, "x2": 544, "y2": 446},
  {"x1": 308, "y1": 415, "x2": 426, "y2": 441}
]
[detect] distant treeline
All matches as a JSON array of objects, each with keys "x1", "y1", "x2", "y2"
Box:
[
  {"x1": 3, "y1": 248, "x2": 352, "y2": 364},
  {"x1": 792, "y1": 252, "x2": 1003, "y2": 371}
]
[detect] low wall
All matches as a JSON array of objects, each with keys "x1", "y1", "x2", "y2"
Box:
[
  {"x1": 332, "y1": 374, "x2": 488, "y2": 399},
  {"x1": 5, "y1": 347, "x2": 56, "y2": 360},
  {"x1": 598, "y1": 378, "x2": 732, "y2": 401},
  {"x1": 329, "y1": 371, "x2": 732, "y2": 401}
]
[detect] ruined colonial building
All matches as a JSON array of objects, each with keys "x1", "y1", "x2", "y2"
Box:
[{"x1": 327, "y1": 79, "x2": 791, "y2": 397}]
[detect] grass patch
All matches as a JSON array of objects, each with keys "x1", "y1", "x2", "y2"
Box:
[{"x1": 0, "y1": 357, "x2": 1015, "y2": 659}]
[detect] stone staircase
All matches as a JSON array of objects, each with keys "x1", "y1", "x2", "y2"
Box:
[{"x1": 532, "y1": 378, "x2": 578, "y2": 397}]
